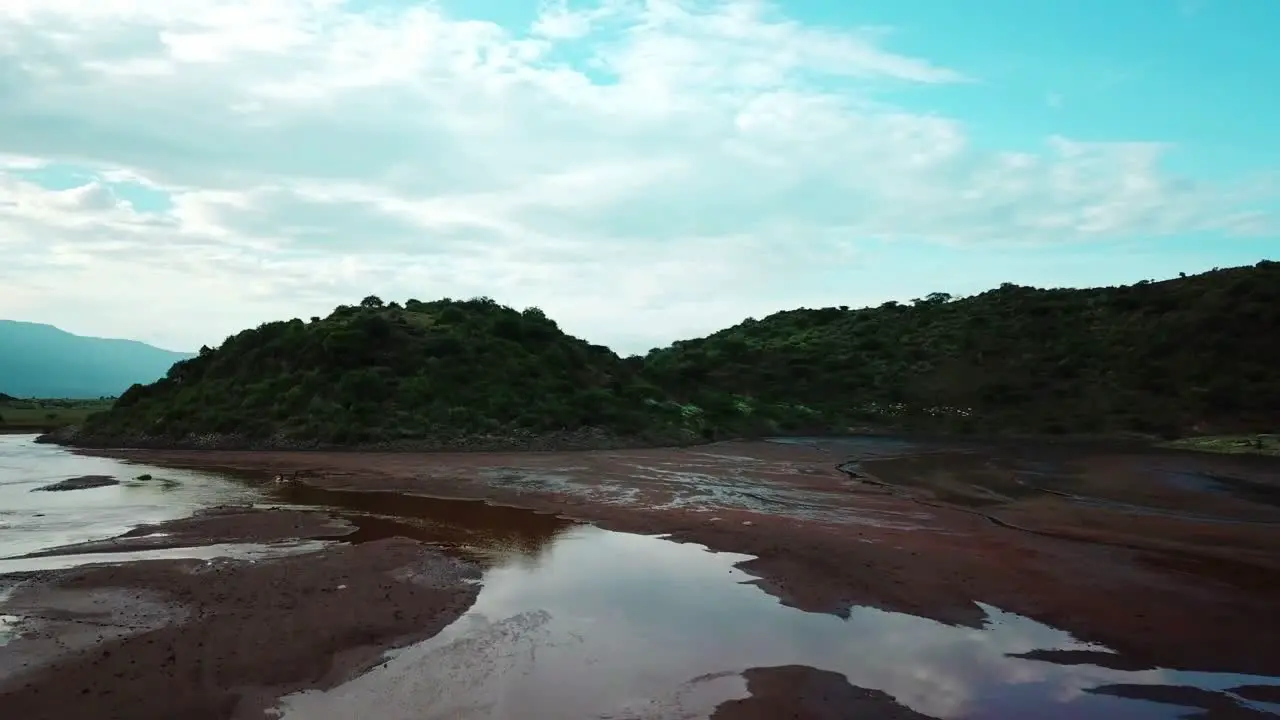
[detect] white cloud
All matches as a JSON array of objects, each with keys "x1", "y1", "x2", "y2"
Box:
[{"x1": 0, "y1": 0, "x2": 1272, "y2": 353}]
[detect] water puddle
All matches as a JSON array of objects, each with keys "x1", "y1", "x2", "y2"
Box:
[
  {"x1": 275, "y1": 527, "x2": 1280, "y2": 720},
  {"x1": 270, "y1": 483, "x2": 573, "y2": 563}
]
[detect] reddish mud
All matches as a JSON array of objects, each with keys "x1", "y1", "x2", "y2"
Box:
[
  {"x1": 0, "y1": 515, "x2": 481, "y2": 720},
  {"x1": 75, "y1": 438, "x2": 1280, "y2": 685},
  {"x1": 1234, "y1": 684, "x2": 1280, "y2": 704},
  {"x1": 14, "y1": 506, "x2": 354, "y2": 558},
  {"x1": 1087, "y1": 684, "x2": 1273, "y2": 719},
  {"x1": 710, "y1": 665, "x2": 934, "y2": 720}
]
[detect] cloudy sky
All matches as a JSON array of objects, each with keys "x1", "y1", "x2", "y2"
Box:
[{"x1": 1, "y1": 0, "x2": 1276, "y2": 354}]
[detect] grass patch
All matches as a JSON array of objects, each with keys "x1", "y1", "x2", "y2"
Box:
[
  {"x1": 0, "y1": 397, "x2": 114, "y2": 432},
  {"x1": 1160, "y1": 434, "x2": 1280, "y2": 457}
]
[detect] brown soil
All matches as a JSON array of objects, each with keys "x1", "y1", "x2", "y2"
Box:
[
  {"x1": 1233, "y1": 684, "x2": 1280, "y2": 704},
  {"x1": 0, "y1": 513, "x2": 481, "y2": 720},
  {"x1": 1088, "y1": 684, "x2": 1272, "y2": 719},
  {"x1": 15, "y1": 506, "x2": 355, "y2": 558},
  {"x1": 709, "y1": 665, "x2": 934, "y2": 719}
]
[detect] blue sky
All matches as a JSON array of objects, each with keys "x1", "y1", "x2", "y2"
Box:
[{"x1": 0, "y1": 0, "x2": 1275, "y2": 352}]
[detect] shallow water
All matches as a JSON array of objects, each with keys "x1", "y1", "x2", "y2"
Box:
[
  {"x1": 0, "y1": 434, "x2": 268, "y2": 566},
  {"x1": 0, "y1": 587, "x2": 16, "y2": 647},
  {"x1": 271, "y1": 482, "x2": 572, "y2": 563},
  {"x1": 277, "y1": 526, "x2": 1280, "y2": 720}
]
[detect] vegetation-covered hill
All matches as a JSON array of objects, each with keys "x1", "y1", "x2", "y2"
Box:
[
  {"x1": 644, "y1": 260, "x2": 1280, "y2": 437},
  {"x1": 52, "y1": 261, "x2": 1279, "y2": 449},
  {"x1": 0, "y1": 320, "x2": 192, "y2": 399},
  {"x1": 66, "y1": 297, "x2": 755, "y2": 448}
]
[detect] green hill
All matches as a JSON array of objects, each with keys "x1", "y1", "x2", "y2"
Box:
[
  {"x1": 49, "y1": 262, "x2": 1280, "y2": 449},
  {"x1": 64, "y1": 297, "x2": 736, "y2": 449},
  {"x1": 0, "y1": 320, "x2": 193, "y2": 399},
  {"x1": 643, "y1": 260, "x2": 1280, "y2": 437}
]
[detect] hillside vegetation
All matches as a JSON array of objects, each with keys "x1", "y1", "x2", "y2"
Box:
[
  {"x1": 0, "y1": 320, "x2": 192, "y2": 398},
  {"x1": 645, "y1": 260, "x2": 1280, "y2": 437},
  {"x1": 54, "y1": 262, "x2": 1279, "y2": 449},
  {"x1": 67, "y1": 297, "x2": 783, "y2": 449},
  {"x1": 0, "y1": 397, "x2": 114, "y2": 433}
]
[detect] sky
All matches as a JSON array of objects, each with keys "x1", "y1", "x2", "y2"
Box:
[{"x1": 1, "y1": 0, "x2": 1276, "y2": 354}]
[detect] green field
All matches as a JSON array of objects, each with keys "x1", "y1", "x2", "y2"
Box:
[
  {"x1": 0, "y1": 397, "x2": 114, "y2": 433},
  {"x1": 1159, "y1": 434, "x2": 1280, "y2": 457}
]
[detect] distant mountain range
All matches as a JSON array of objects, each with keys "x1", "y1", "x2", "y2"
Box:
[{"x1": 0, "y1": 320, "x2": 193, "y2": 399}]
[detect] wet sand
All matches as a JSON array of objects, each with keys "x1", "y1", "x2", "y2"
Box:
[
  {"x1": 72, "y1": 439, "x2": 1280, "y2": 672},
  {"x1": 710, "y1": 666, "x2": 934, "y2": 719},
  {"x1": 4, "y1": 436, "x2": 1279, "y2": 717},
  {"x1": 12, "y1": 506, "x2": 355, "y2": 559},
  {"x1": 0, "y1": 512, "x2": 481, "y2": 720}
]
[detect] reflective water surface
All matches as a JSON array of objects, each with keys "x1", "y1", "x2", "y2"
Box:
[
  {"x1": 0, "y1": 434, "x2": 267, "y2": 566},
  {"x1": 277, "y1": 527, "x2": 1280, "y2": 720},
  {"x1": 271, "y1": 482, "x2": 572, "y2": 563}
]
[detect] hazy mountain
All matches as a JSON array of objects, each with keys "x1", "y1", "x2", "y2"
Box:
[{"x1": 0, "y1": 320, "x2": 193, "y2": 399}]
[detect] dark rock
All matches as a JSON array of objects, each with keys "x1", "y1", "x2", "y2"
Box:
[
  {"x1": 34, "y1": 425, "x2": 79, "y2": 444},
  {"x1": 34, "y1": 475, "x2": 120, "y2": 492},
  {"x1": 1231, "y1": 684, "x2": 1280, "y2": 704}
]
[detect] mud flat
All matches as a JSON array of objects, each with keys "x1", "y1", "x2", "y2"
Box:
[
  {"x1": 78, "y1": 438, "x2": 1280, "y2": 675},
  {"x1": 4, "y1": 436, "x2": 1278, "y2": 718},
  {"x1": 0, "y1": 507, "x2": 481, "y2": 720}
]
